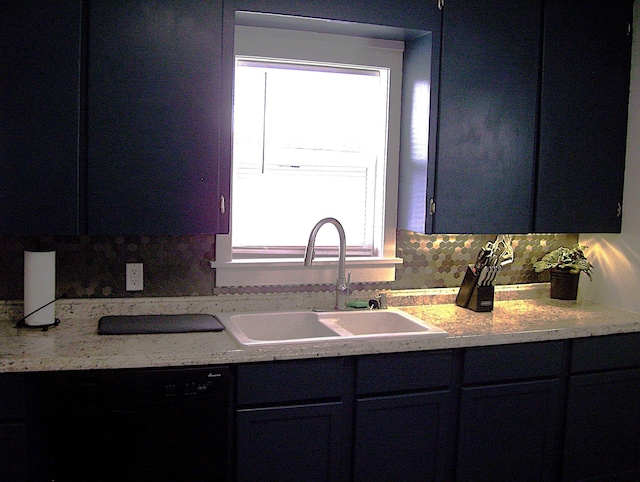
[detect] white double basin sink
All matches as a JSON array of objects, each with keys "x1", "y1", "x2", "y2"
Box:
[{"x1": 217, "y1": 308, "x2": 447, "y2": 348}]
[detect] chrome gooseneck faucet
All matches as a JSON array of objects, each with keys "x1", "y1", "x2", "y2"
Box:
[{"x1": 303, "y1": 217, "x2": 351, "y2": 310}]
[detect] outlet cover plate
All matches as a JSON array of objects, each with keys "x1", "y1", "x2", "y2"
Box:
[{"x1": 126, "y1": 263, "x2": 143, "y2": 291}]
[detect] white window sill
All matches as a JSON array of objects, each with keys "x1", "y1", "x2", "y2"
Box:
[{"x1": 209, "y1": 257, "x2": 402, "y2": 287}]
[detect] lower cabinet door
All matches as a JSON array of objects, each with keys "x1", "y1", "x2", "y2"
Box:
[
  {"x1": 563, "y1": 369, "x2": 640, "y2": 481},
  {"x1": 457, "y1": 380, "x2": 561, "y2": 481},
  {"x1": 354, "y1": 391, "x2": 452, "y2": 482},
  {"x1": 236, "y1": 403, "x2": 347, "y2": 482},
  {"x1": 0, "y1": 424, "x2": 27, "y2": 482}
]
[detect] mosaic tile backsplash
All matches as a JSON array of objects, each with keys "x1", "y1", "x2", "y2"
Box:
[{"x1": 0, "y1": 231, "x2": 577, "y2": 300}]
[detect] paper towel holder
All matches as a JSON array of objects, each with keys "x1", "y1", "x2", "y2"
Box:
[{"x1": 15, "y1": 294, "x2": 65, "y2": 331}]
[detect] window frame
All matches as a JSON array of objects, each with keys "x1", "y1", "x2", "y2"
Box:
[
  {"x1": 211, "y1": 25, "x2": 404, "y2": 287},
  {"x1": 232, "y1": 58, "x2": 388, "y2": 256}
]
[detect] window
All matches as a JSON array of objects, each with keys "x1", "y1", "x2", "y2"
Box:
[
  {"x1": 233, "y1": 58, "x2": 388, "y2": 256},
  {"x1": 212, "y1": 25, "x2": 405, "y2": 287}
]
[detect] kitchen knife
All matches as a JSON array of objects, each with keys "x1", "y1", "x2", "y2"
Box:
[
  {"x1": 477, "y1": 266, "x2": 489, "y2": 286},
  {"x1": 455, "y1": 265, "x2": 478, "y2": 308},
  {"x1": 474, "y1": 249, "x2": 489, "y2": 271}
]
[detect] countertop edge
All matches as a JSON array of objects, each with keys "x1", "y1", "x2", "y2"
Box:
[{"x1": 3, "y1": 284, "x2": 640, "y2": 373}]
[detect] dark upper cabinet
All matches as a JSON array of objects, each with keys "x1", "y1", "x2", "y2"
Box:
[
  {"x1": 432, "y1": 0, "x2": 541, "y2": 234},
  {"x1": 408, "y1": 0, "x2": 632, "y2": 234},
  {"x1": 536, "y1": 0, "x2": 633, "y2": 233},
  {"x1": 0, "y1": 1, "x2": 82, "y2": 235},
  {"x1": 2, "y1": 0, "x2": 631, "y2": 236},
  {"x1": 87, "y1": 0, "x2": 226, "y2": 235}
]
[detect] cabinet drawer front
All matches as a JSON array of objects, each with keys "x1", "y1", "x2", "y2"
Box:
[
  {"x1": 571, "y1": 332, "x2": 640, "y2": 373},
  {"x1": 356, "y1": 351, "x2": 452, "y2": 395},
  {"x1": 463, "y1": 341, "x2": 564, "y2": 384},
  {"x1": 237, "y1": 358, "x2": 345, "y2": 405}
]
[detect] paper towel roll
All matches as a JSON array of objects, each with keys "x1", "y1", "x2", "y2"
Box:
[{"x1": 24, "y1": 250, "x2": 56, "y2": 326}]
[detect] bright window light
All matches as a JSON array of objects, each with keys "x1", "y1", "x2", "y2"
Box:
[
  {"x1": 232, "y1": 58, "x2": 389, "y2": 255},
  {"x1": 215, "y1": 24, "x2": 405, "y2": 286}
]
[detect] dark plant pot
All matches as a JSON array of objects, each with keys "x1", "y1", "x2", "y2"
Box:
[{"x1": 550, "y1": 268, "x2": 580, "y2": 300}]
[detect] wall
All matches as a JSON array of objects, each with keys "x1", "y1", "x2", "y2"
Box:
[
  {"x1": 1, "y1": 2, "x2": 596, "y2": 302},
  {"x1": 580, "y1": 0, "x2": 640, "y2": 312},
  {"x1": 0, "y1": 232, "x2": 575, "y2": 300}
]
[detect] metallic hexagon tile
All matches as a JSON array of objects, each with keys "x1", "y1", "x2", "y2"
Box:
[{"x1": 0, "y1": 231, "x2": 577, "y2": 299}]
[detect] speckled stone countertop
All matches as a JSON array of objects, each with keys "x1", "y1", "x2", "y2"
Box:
[{"x1": 2, "y1": 283, "x2": 640, "y2": 373}]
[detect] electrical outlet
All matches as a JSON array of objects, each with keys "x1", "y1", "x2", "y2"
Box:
[{"x1": 126, "y1": 263, "x2": 143, "y2": 291}]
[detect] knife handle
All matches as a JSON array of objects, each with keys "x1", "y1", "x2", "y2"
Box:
[{"x1": 477, "y1": 266, "x2": 488, "y2": 286}]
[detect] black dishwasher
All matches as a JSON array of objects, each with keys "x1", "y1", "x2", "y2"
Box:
[{"x1": 44, "y1": 366, "x2": 230, "y2": 482}]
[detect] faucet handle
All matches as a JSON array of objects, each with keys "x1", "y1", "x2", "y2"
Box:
[
  {"x1": 370, "y1": 293, "x2": 387, "y2": 310},
  {"x1": 338, "y1": 271, "x2": 352, "y2": 294}
]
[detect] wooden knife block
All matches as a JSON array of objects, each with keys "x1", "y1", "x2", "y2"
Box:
[{"x1": 455, "y1": 265, "x2": 495, "y2": 312}]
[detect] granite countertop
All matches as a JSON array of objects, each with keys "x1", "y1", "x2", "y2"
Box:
[{"x1": 2, "y1": 283, "x2": 640, "y2": 373}]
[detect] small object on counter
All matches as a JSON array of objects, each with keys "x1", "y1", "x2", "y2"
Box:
[
  {"x1": 346, "y1": 301, "x2": 370, "y2": 309},
  {"x1": 24, "y1": 250, "x2": 57, "y2": 327},
  {"x1": 98, "y1": 314, "x2": 225, "y2": 335},
  {"x1": 456, "y1": 265, "x2": 495, "y2": 312},
  {"x1": 533, "y1": 244, "x2": 593, "y2": 300},
  {"x1": 456, "y1": 235, "x2": 512, "y2": 312}
]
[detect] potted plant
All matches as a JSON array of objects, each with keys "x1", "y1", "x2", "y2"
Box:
[{"x1": 533, "y1": 244, "x2": 593, "y2": 300}]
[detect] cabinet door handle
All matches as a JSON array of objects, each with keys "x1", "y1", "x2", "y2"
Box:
[
  {"x1": 220, "y1": 195, "x2": 226, "y2": 215},
  {"x1": 617, "y1": 202, "x2": 622, "y2": 218}
]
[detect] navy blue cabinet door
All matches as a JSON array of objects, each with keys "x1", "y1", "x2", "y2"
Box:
[
  {"x1": 457, "y1": 380, "x2": 562, "y2": 480},
  {"x1": 88, "y1": 0, "x2": 225, "y2": 235},
  {"x1": 0, "y1": 425, "x2": 26, "y2": 482},
  {"x1": 0, "y1": 1, "x2": 81, "y2": 235},
  {"x1": 236, "y1": 403, "x2": 347, "y2": 482},
  {"x1": 536, "y1": 0, "x2": 633, "y2": 233},
  {"x1": 354, "y1": 391, "x2": 452, "y2": 481},
  {"x1": 563, "y1": 369, "x2": 640, "y2": 480},
  {"x1": 434, "y1": 0, "x2": 541, "y2": 234},
  {"x1": 0, "y1": 374, "x2": 27, "y2": 482},
  {"x1": 235, "y1": 358, "x2": 351, "y2": 481}
]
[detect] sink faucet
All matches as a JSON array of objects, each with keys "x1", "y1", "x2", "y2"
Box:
[{"x1": 304, "y1": 217, "x2": 351, "y2": 310}]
